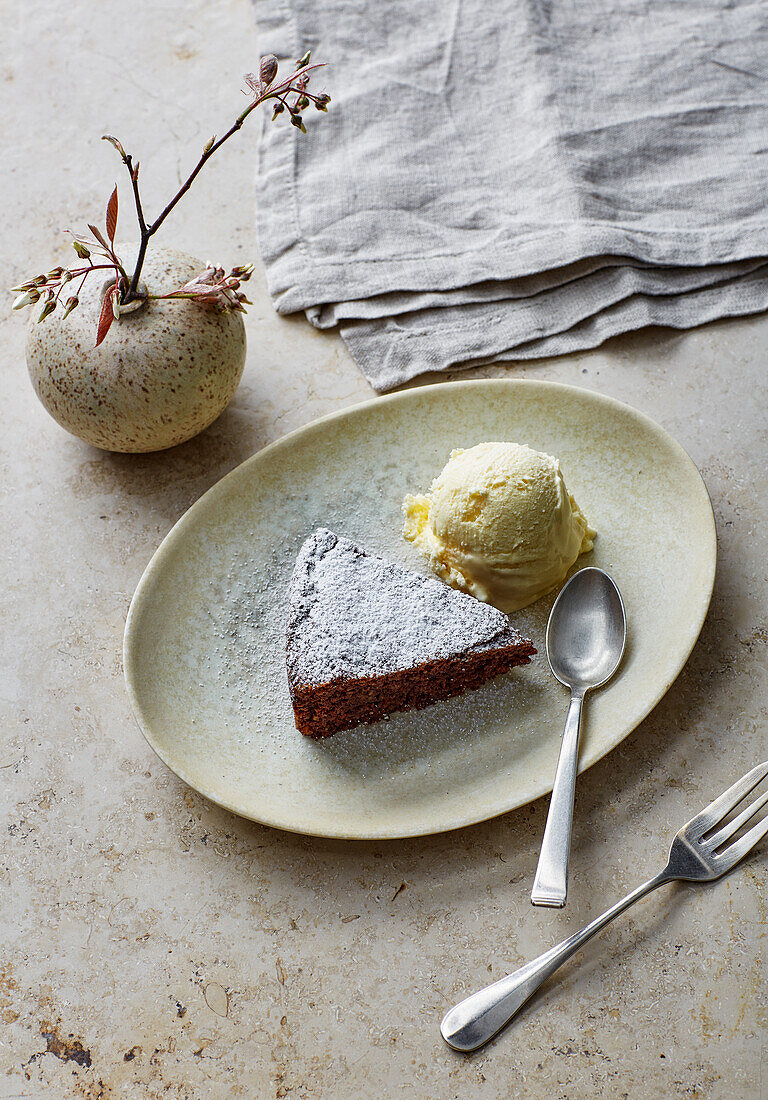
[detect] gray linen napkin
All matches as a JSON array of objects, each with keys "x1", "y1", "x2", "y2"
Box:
[{"x1": 253, "y1": 0, "x2": 768, "y2": 390}]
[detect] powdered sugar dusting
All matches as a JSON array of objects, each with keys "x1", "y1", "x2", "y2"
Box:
[{"x1": 286, "y1": 528, "x2": 531, "y2": 686}]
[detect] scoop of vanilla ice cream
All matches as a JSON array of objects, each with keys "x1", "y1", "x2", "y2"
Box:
[{"x1": 403, "y1": 442, "x2": 595, "y2": 612}]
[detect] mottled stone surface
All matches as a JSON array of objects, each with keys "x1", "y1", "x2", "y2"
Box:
[{"x1": 2, "y1": 2, "x2": 766, "y2": 1098}]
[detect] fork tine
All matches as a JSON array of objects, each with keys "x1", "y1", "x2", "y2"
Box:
[
  {"x1": 687, "y1": 761, "x2": 768, "y2": 838},
  {"x1": 712, "y1": 811, "x2": 768, "y2": 873},
  {"x1": 706, "y1": 786, "x2": 768, "y2": 850}
]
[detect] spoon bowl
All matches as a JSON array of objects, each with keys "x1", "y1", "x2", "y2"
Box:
[{"x1": 546, "y1": 568, "x2": 626, "y2": 691}]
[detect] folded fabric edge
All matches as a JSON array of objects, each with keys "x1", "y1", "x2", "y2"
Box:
[
  {"x1": 306, "y1": 256, "x2": 768, "y2": 330},
  {"x1": 259, "y1": 217, "x2": 768, "y2": 317},
  {"x1": 340, "y1": 270, "x2": 768, "y2": 391}
]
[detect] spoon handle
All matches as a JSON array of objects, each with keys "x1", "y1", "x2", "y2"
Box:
[{"x1": 531, "y1": 689, "x2": 584, "y2": 907}]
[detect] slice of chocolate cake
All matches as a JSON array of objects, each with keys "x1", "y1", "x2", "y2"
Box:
[{"x1": 286, "y1": 528, "x2": 536, "y2": 738}]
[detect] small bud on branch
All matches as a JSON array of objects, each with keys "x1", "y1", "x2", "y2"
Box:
[
  {"x1": 37, "y1": 297, "x2": 57, "y2": 323},
  {"x1": 102, "y1": 134, "x2": 127, "y2": 158},
  {"x1": 260, "y1": 54, "x2": 278, "y2": 87},
  {"x1": 13, "y1": 290, "x2": 38, "y2": 310}
]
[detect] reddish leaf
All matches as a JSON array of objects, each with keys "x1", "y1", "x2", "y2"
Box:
[
  {"x1": 88, "y1": 223, "x2": 109, "y2": 250},
  {"x1": 95, "y1": 287, "x2": 115, "y2": 348},
  {"x1": 106, "y1": 186, "x2": 118, "y2": 244}
]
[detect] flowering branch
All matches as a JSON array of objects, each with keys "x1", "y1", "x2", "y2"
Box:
[
  {"x1": 11, "y1": 52, "x2": 330, "y2": 346},
  {"x1": 114, "y1": 53, "x2": 327, "y2": 304}
]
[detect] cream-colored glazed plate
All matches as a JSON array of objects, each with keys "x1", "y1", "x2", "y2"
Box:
[{"x1": 124, "y1": 380, "x2": 716, "y2": 839}]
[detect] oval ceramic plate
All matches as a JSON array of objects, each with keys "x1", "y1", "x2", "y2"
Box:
[{"x1": 124, "y1": 380, "x2": 716, "y2": 839}]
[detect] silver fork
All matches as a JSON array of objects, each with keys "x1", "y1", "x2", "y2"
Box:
[{"x1": 441, "y1": 760, "x2": 768, "y2": 1052}]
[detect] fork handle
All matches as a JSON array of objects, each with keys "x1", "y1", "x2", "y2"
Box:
[{"x1": 441, "y1": 868, "x2": 673, "y2": 1052}]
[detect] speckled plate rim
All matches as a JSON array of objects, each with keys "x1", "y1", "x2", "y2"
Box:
[{"x1": 123, "y1": 379, "x2": 717, "y2": 839}]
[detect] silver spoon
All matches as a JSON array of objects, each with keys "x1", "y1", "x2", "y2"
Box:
[{"x1": 531, "y1": 568, "x2": 626, "y2": 908}]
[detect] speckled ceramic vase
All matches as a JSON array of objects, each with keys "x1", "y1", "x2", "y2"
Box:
[{"x1": 26, "y1": 246, "x2": 246, "y2": 453}]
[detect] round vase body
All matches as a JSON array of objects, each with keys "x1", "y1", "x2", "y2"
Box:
[{"x1": 26, "y1": 247, "x2": 247, "y2": 452}]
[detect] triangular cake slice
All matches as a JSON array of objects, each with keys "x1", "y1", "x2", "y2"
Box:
[{"x1": 286, "y1": 528, "x2": 536, "y2": 738}]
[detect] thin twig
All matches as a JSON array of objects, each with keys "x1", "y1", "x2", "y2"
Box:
[{"x1": 124, "y1": 154, "x2": 147, "y2": 234}]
